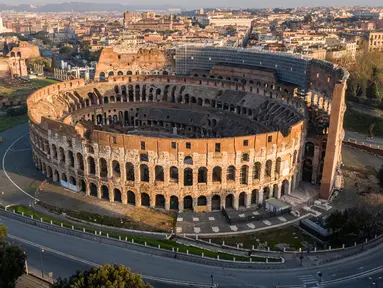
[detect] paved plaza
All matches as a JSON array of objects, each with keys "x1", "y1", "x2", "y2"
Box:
[{"x1": 176, "y1": 208, "x2": 300, "y2": 235}]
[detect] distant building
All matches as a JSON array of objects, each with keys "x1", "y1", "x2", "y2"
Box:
[{"x1": 363, "y1": 30, "x2": 383, "y2": 53}]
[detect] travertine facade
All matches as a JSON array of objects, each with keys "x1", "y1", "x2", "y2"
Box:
[{"x1": 27, "y1": 49, "x2": 348, "y2": 212}]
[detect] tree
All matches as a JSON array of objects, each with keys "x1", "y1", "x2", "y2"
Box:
[
  {"x1": 51, "y1": 53, "x2": 58, "y2": 69},
  {"x1": 54, "y1": 264, "x2": 152, "y2": 288},
  {"x1": 59, "y1": 46, "x2": 74, "y2": 56},
  {"x1": 0, "y1": 224, "x2": 26, "y2": 288}
]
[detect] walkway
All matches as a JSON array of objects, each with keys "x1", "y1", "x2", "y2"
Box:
[{"x1": 176, "y1": 209, "x2": 302, "y2": 236}]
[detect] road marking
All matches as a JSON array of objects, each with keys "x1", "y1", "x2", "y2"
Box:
[
  {"x1": 8, "y1": 234, "x2": 213, "y2": 287},
  {"x1": 359, "y1": 266, "x2": 364, "y2": 270},
  {"x1": 2, "y1": 133, "x2": 39, "y2": 202}
]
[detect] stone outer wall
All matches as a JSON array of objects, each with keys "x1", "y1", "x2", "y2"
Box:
[
  {"x1": 27, "y1": 51, "x2": 348, "y2": 210},
  {"x1": 28, "y1": 75, "x2": 304, "y2": 212}
]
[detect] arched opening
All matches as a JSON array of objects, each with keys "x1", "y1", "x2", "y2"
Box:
[
  {"x1": 90, "y1": 183, "x2": 97, "y2": 197},
  {"x1": 225, "y1": 194, "x2": 234, "y2": 209},
  {"x1": 108, "y1": 71, "x2": 114, "y2": 77},
  {"x1": 126, "y1": 162, "x2": 135, "y2": 181},
  {"x1": 59, "y1": 147, "x2": 66, "y2": 163},
  {"x1": 80, "y1": 180, "x2": 86, "y2": 193},
  {"x1": 253, "y1": 162, "x2": 261, "y2": 180},
  {"x1": 140, "y1": 164, "x2": 149, "y2": 182},
  {"x1": 239, "y1": 192, "x2": 246, "y2": 208},
  {"x1": 69, "y1": 176, "x2": 76, "y2": 186},
  {"x1": 197, "y1": 196, "x2": 207, "y2": 206},
  {"x1": 112, "y1": 160, "x2": 121, "y2": 178},
  {"x1": 128, "y1": 191, "x2": 135, "y2": 205},
  {"x1": 103, "y1": 96, "x2": 109, "y2": 104},
  {"x1": 227, "y1": 165, "x2": 236, "y2": 181},
  {"x1": 51, "y1": 144, "x2": 58, "y2": 159},
  {"x1": 53, "y1": 170, "x2": 59, "y2": 182},
  {"x1": 101, "y1": 185, "x2": 109, "y2": 200},
  {"x1": 275, "y1": 157, "x2": 282, "y2": 176},
  {"x1": 281, "y1": 180, "x2": 289, "y2": 196},
  {"x1": 88, "y1": 156, "x2": 95, "y2": 175},
  {"x1": 273, "y1": 184, "x2": 279, "y2": 198},
  {"x1": 155, "y1": 194, "x2": 165, "y2": 209},
  {"x1": 99, "y1": 158, "x2": 108, "y2": 178},
  {"x1": 263, "y1": 187, "x2": 270, "y2": 201},
  {"x1": 240, "y1": 165, "x2": 248, "y2": 184},
  {"x1": 155, "y1": 166, "x2": 164, "y2": 181},
  {"x1": 303, "y1": 159, "x2": 313, "y2": 182},
  {"x1": 305, "y1": 142, "x2": 315, "y2": 157},
  {"x1": 114, "y1": 189, "x2": 122, "y2": 203},
  {"x1": 212, "y1": 195, "x2": 221, "y2": 211},
  {"x1": 183, "y1": 196, "x2": 193, "y2": 211},
  {"x1": 251, "y1": 189, "x2": 258, "y2": 205},
  {"x1": 170, "y1": 166, "x2": 179, "y2": 183},
  {"x1": 100, "y1": 72, "x2": 105, "y2": 81},
  {"x1": 198, "y1": 167, "x2": 207, "y2": 183},
  {"x1": 265, "y1": 160, "x2": 272, "y2": 177},
  {"x1": 184, "y1": 156, "x2": 193, "y2": 165},
  {"x1": 117, "y1": 71, "x2": 123, "y2": 76},
  {"x1": 77, "y1": 153, "x2": 84, "y2": 170},
  {"x1": 141, "y1": 193, "x2": 150, "y2": 207},
  {"x1": 184, "y1": 168, "x2": 193, "y2": 186},
  {"x1": 61, "y1": 173, "x2": 67, "y2": 182},
  {"x1": 170, "y1": 196, "x2": 179, "y2": 210},
  {"x1": 212, "y1": 166, "x2": 222, "y2": 183}
]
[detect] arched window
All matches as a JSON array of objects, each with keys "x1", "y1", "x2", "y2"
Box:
[
  {"x1": 170, "y1": 166, "x2": 179, "y2": 183},
  {"x1": 253, "y1": 162, "x2": 261, "y2": 180},
  {"x1": 198, "y1": 167, "x2": 207, "y2": 183},
  {"x1": 305, "y1": 142, "x2": 315, "y2": 157},
  {"x1": 242, "y1": 153, "x2": 249, "y2": 162},
  {"x1": 126, "y1": 162, "x2": 135, "y2": 181},
  {"x1": 240, "y1": 165, "x2": 248, "y2": 184},
  {"x1": 140, "y1": 164, "x2": 149, "y2": 182},
  {"x1": 184, "y1": 168, "x2": 193, "y2": 186},
  {"x1": 212, "y1": 166, "x2": 222, "y2": 183},
  {"x1": 265, "y1": 160, "x2": 272, "y2": 177},
  {"x1": 112, "y1": 160, "x2": 121, "y2": 178},
  {"x1": 184, "y1": 156, "x2": 193, "y2": 165},
  {"x1": 227, "y1": 165, "x2": 236, "y2": 181},
  {"x1": 155, "y1": 165, "x2": 164, "y2": 181},
  {"x1": 99, "y1": 158, "x2": 108, "y2": 178}
]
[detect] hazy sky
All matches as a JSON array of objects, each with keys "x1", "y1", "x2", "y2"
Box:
[{"x1": 0, "y1": 0, "x2": 381, "y2": 9}]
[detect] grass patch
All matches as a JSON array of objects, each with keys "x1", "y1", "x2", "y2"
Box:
[
  {"x1": 37, "y1": 201, "x2": 174, "y2": 233},
  {"x1": 0, "y1": 78, "x2": 58, "y2": 99},
  {"x1": 11, "y1": 205, "x2": 279, "y2": 263},
  {"x1": 211, "y1": 225, "x2": 315, "y2": 251},
  {"x1": 0, "y1": 114, "x2": 28, "y2": 132},
  {"x1": 344, "y1": 109, "x2": 383, "y2": 138}
]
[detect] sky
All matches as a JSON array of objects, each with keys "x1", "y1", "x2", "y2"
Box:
[{"x1": 0, "y1": 0, "x2": 381, "y2": 9}]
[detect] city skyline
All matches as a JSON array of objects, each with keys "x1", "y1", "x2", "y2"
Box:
[{"x1": 0, "y1": 1, "x2": 382, "y2": 9}]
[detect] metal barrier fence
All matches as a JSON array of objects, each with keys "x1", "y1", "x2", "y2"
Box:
[{"x1": 0, "y1": 208, "x2": 283, "y2": 269}]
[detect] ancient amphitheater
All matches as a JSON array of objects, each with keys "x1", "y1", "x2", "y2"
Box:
[{"x1": 27, "y1": 47, "x2": 348, "y2": 212}]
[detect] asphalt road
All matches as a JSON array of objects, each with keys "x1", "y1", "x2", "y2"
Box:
[{"x1": 1, "y1": 123, "x2": 383, "y2": 287}]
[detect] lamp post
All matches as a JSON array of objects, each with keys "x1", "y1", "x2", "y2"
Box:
[
  {"x1": 40, "y1": 248, "x2": 44, "y2": 278},
  {"x1": 210, "y1": 274, "x2": 215, "y2": 287}
]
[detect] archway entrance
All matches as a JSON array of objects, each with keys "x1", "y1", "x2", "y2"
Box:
[
  {"x1": 170, "y1": 196, "x2": 179, "y2": 210},
  {"x1": 183, "y1": 196, "x2": 193, "y2": 211},
  {"x1": 225, "y1": 194, "x2": 234, "y2": 209},
  {"x1": 212, "y1": 195, "x2": 221, "y2": 211}
]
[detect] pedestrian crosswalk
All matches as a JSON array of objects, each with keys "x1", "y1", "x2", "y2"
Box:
[{"x1": 299, "y1": 274, "x2": 318, "y2": 285}]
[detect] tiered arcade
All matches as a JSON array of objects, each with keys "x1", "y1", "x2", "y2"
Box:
[{"x1": 27, "y1": 48, "x2": 348, "y2": 212}]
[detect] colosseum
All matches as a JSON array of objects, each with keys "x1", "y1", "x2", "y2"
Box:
[{"x1": 27, "y1": 47, "x2": 348, "y2": 212}]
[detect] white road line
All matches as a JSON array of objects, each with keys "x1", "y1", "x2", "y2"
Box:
[
  {"x1": 1, "y1": 133, "x2": 39, "y2": 202},
  {"x1": 8, "y1": 234, "x2": 212, "y2": 287}
]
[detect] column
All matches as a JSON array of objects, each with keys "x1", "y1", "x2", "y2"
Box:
[
  {"x1": 258, "y1": 190, "x2": 263, "y2": 205},
  {"x1": 136, "y1": 192, "x2": 141, "y2": 207},
  {"x1": 233, "y1": 195, "x2": 239, "y2": 210},
  {"x1": 178, "y1": 198, "x2": 184, "y2": 212},
  {"x1": 97, "y1": 185, "x2": 102, "y2": 199},
  {"x1": 150, "y1": 194, "x2": 156, "y2": 208},
  {"x1": 85, "y1": 181, "x2": 90, "y2": 196},
  {"x1": 245, "y1": 193, "x2": 251, "y2": 208},
  {"x1": 109, "y1": 187, "x2": 114, "y2": 203},
  {"x1": 276, "y1": 183, "x2": 282, "y2": 199},
  {"x1": 122, "y1": 189, "x2": 127, "y2": 205},
  {"x1": 165, "y1": 197, "x2": 170, "y2": 210},
  {"x1": 206, "y1": 196, "x2": 212, "y2": 212}
]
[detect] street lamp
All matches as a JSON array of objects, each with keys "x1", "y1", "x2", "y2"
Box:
[
  {"x1": 317, "y1": 271, "x2": 323, "y2": 284},
  {"x1": 210, "y1": 274, "x2": 214, "y2": 287},
  {"x1": 40, "y1": 248, "x2": 44, "y2": 278}
]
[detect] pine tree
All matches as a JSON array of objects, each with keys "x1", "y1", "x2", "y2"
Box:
[{"x1": 51, "y1": 53, "x2": 58, "y2": 69}]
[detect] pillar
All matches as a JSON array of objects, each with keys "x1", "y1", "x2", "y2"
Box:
[{"x1": 165, "y1": 197, "x2": 170, "y2": 210}]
